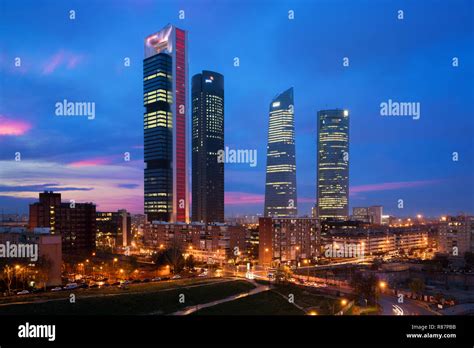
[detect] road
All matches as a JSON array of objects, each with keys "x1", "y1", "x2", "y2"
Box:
[{"x1": 379, "y1": 294, "x2": 439, "y2": 316}]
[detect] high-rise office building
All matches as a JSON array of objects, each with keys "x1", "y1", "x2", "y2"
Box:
[
  {"x1": 144, "y1": 24, "x2": 189, "y2": 223},
  {"x1": 192, "y1": 71, "x2": 224, "y2": 223},
  {"x1": 264, "y1": 87, "x2": 297, "y2": 217},
  {"x1": 317, "y1": 109, "x2": 349, "y2": 220}
]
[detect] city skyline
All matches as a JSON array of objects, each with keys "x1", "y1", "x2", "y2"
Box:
[{"x1": 1, "y1": 0, "x2": 473, "y2": 218}]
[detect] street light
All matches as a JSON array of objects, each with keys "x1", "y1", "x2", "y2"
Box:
[
  {"x1": 303, "y1": 259, "x2": 310, "y2": 280},
  {"x1": 341, "y1": 299, "x2": 348, "y2": 306}
]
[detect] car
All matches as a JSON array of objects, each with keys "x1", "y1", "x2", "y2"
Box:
[
  {"x1": 143, "y1": 278, "x2": 150, "y2": 283},
  {"x1": 63, "y1": 283, "x2": 79, "y2": 290},
  {"x1": 171, "y1": 274, "x2": 181, "y2": 279},
  {"x1": 120, "y1": 280, "x2": 130, "y2": 285},
  {"x1": 198, "y1": 272, "x2": 208, "y2": 277},
  {"x1": 17, "y1": 290, "x2": 30, "y2": 295},
  {"x1": 131, "y1": 279, "x2": 141, "y2": 284},
  {"x1": 151, "y1": 277, "x2": 161, "y2": 282},
  {"x1": 51, "y1": 287, "x2": 62, "y2": 292},
  {"x1": 88, "y1": 284, "x2": 99, "y2": 289}
]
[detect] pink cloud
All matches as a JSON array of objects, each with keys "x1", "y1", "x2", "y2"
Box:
[
  {"x1": 42, "y1": 50, "x2": 84, "y2": 75},
  {"x1": 225, "y1": 192, "x2": 315, "y2": 206},
  {"x1": 0, "y1": 115, "x2": 32, "y2": 136},
  {"x1": 66, "y1": 54, "x2": 83, "y2": 69},
  {"x1": 350, "y1": 180, "x2": 439, "y2": 196},
  {"x1": 42, "y1": 51, "x2": 65, "y2": 75},
  {"x1": 68, "y1": 157, "x2": 112, "y2": 168},
  {"x1": 225, "y1": 192, "x2": 264, "y2": 205}
]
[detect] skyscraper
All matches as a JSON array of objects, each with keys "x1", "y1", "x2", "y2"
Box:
[
  {"x1": 264, "y1": 87, "x2": 297, "y2": 218},
  {"x1": 317, "y1": 109, "x2": 350, "y2": 220},
  {"x1": 192, "y1": 71, "x2": 224, "y2": 223},
  {"x1": 144, "y1": 24, "x2": 189, "y2": 223}
]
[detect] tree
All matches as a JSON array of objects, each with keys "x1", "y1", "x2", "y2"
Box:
[
  {"x1": 151, "y1": 240, "x2": 185, "y2": 274},
  {"x1": 185, "y1": 255, "x2": 195, "y2": 271},
  {"x1": 2, "y1": 265, "x2": 14, "y2": 295},
  {"x1": 274, "y1": 265, "x2": 291, "y2": 284},
  {"x1": 464, "y1": 252, "x2": 474, "y2": 268},
  {"x1": 409, "y1": 278, "x2": 425, "y2": 297},
  {"x1": 35, "y1": 256, "x2": 52, "y2": 291},
  {"x1": 433, "y1": 254, "x2": 450, "y2": 270},
  {"x1": 350, "y1": 272, "x2": 379, "y2": 306}
]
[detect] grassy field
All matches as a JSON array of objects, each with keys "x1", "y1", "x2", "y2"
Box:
[
  {"x1": 0, "y1": 277, "x2": 223, "y2": 305},
  {"x1": 192, "y1": 290, "x2": 305, "y2": 315},
  {"x1": 0, "y1": 278, "x2": 255, "y2": 315},
  {"x1": 271, "y1": 284, "x2": 342, "y2": 315}
]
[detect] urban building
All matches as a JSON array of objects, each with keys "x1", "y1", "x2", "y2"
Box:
[
  {"x1": 0, "y1": 226, "x2": 62, "y2": 286},
  {"x1": 311, "y1": 205, "x2": 318, "y2": 219},
  {"x1": 438, "y1": 215, "x2": 474, "y2": 257},
  {"x1": 142, "y1": 222, "x2": 247, "y2": 261},
  {"x1": 258, "y1": 217, "x2": 319, "y2": 266},
  {"x1": 144, "y1": 24, "x2": 189, "y2": 223},
  {"x1": 264, "y1": 88, "x2": 297, "y2": 218},
  {"x1": 322, "y1": 226, "x2": 429, "y2": 257},
  {"x1": 352, "y1": 206, "x2": 383, "y2": 225},
  {"x1": 29, "y1": 191, "x2": 96, "y2": 255},
  {"x1": 192, "y1": 70, "x2": 224, "y2": 223},
  {"x1": 96, "y1": 210, "x2": 132, "y2": 251},
  {"x1": 316, "y1": 109, "x2": 349, "y2": 220}
]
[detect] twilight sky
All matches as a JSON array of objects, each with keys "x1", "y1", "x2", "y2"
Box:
[{"x1": 0, "y1": 0, "x2": 473, "y2": 217}]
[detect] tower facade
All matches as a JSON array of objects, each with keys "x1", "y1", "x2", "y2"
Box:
[
  {"x1": 317, "y1": 109, "x2": 349, "y2": 220},
  {"x1": 192, "y1": 71, "x2": 224, "y2": 223},
  {"x1": 144, "y1": 24, "x2": 189, "y2": 222},
  {"x1": 264, "y1": 87, "x2": 297, "y2": 218}
]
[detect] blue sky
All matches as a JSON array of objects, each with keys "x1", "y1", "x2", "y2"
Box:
[{"x1": 0, "y1": 0, "x2": 473, "y2": 217}]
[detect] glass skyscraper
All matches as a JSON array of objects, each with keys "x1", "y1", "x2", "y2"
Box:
[
  {"x1": 264, "y1": 87, "x2": 297, "y2": 218},
  {"x1": 192, "y1": 71, "x2": 224, "y2": 223},
  {"x1": 317, "y1": 109, "x2": 349, "y2": 220},
  {"x1": 143, "y1": 24, "x2": 189, "y2": 223}
]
